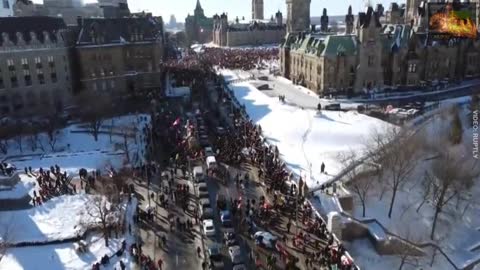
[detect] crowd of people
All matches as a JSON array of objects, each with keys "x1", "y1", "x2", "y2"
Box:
[
  {"x1": 207, "y1": 71, "x2": 357, "y2": 269},
  {"x1": 27, "y1": 165, "x2": 74, "y2": 206}
]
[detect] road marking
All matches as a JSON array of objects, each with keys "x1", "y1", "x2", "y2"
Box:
[{"x1": 176, "y1": 253, "x2": 179, "y2": 266}]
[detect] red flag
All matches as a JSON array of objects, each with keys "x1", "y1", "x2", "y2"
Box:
[{"x1": 172, "y1": 117, "x2": 181, "y2": 127}]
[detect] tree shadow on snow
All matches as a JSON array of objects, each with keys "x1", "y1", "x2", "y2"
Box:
[{"x1": 314, "y1": 112, "x2": 351, "y2": 125}]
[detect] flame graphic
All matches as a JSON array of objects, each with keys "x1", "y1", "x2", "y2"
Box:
[{"x1": 429, "y1": 4, "x2": 478, "y2": 39}]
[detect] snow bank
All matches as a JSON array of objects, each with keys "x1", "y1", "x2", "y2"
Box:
[
  {"x1": 223, "y1": 75, "x2": 389, "y2": 188},
  {"x1": 0, "y1": 194, "x2": 96, "y2": 244},
  {"x1": 0, "y1": 174, "x2": 36, "y2": 200},
  {"x1": 0, "y1": 197, "x2": 139, "y2": 270}
]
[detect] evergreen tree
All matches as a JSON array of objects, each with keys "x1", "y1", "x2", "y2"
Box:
[{"x1": 449, "y1": 106, "x2": 463, "y2": 145}]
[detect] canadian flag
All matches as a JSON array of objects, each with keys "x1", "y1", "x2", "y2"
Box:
[{"x1": 172, "y1": 117, "x2": 181, "y2": 127}]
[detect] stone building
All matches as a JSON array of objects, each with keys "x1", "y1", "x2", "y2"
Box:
[
  {"x1": 286, "y1": 0, "x2": 311, "y2": 33},
  {"x1": 0, "y1": 0, "x2": 14, "y2": 17},
  {"x1": 98, "y1": 0, "x2": 130, "y2": 19},
  {"x1": 280, "y1": 2, "x2": 480, "y2": 95},
  {"x1": 212, "y1": 10, "x2": 285, "y2": 47},
  {"x1": 185, "y1": 0, "x2": 214, "y2": 44},
  {"x1": 75, "y1": 15, "x2": 165, "y2": 96},
  {"x1": 13, "y1": 0, "x2": 103, "y2": 25},
  {"x1": 252, "y1": 0, "x2": 264, "y2": 20},
  {"x1": 0, "y1": 16, "x2": 73, "y2": 116}
]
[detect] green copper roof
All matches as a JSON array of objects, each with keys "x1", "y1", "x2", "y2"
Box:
[{"x1": 321, "y1": 35, "x2": 357, "y2": 57}]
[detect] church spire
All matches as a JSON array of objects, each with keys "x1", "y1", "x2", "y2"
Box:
[{"x1": 194, "y1": 0, "x2": 204, "y2": 17}]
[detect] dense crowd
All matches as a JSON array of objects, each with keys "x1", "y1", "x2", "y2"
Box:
[{"x1": 26, "y1": 165, "x2": 74, "y2": 206}]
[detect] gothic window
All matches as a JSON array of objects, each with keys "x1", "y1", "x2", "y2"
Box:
[{"x1": 3, "y1": 0, "x2": 9, "y2": 8}]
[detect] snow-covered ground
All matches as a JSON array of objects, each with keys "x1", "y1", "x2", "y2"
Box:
[
  {"x1": 0, "y1": 196, "x2": 138, "y2": 270},
  {"x1": 220, "y1": 69, "x2": 390, "y2": 189},
  {"x1": 0, "y1": 194, "x2": 97, "y2": 244},
  {"x1": 0, "y1": 174, "x2": 36, "y2": 200},
  {"x1": 0, "y1": 114, "x2": 149, "y2": 200},
  {"x1": 0, "y1": 113, "x2": 146, "y2": 269},
  {"x1": 347, "y1": 104, "x2": 480, "y2": 270}
]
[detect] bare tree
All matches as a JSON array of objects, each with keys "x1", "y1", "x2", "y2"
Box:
[
  {"x1": 367, "y1": 126, "x2": 418, "y2": 218},
  {"x1": 84, "y1": 179, "x2": 121, "y2": 247},
  {"x1": 26, "y1": 133, "x2": 40, "y2": 152},
  {"x1": 397, "y1": 226, "x2": 422, "y2": 270},
  {"x1": 340, "y1": 151, "x2": 376, "y2": 217},
  {"x1": 74, "y1": 91, "x2": 113, "y2": 142},
  {"x1": 427, "y1": 150, "x2": 479, "y2": 240},
  {"x1": 43, "y1": 112, "x2": 64, "y2": 152},
  {"x1": 47, "y1": 130, "x2": 63, "y2": 152},
  {"x1": 0, "y1": 216, "x2": 14, "y2": 263},
  {"x1": 416, "y1": 170, "x2": 434, "y2": 213}
]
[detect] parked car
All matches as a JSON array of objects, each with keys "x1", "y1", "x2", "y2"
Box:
[
  {"x1": 228, "y1": 245, "x2": 243, "y2": 265},
  {"x1": 232, "y1": 264, "x2": 247, "y2": 270},
  {"x1": 203, "y1": 219, "x2": 215, "y2": 236},
  {"x1": 206, "y1": 156, "x2": 217, "y2": 170},
  {"x1": 193, "y1": 166, "x2": 205, "y2": 183},
  {"x1": 207, "y1": 244, "x2": 224, "y2": 270},
  {"x1": 324, "y1": 103, "x2": 341, "y2": 111},
  {"x1": 215, "y1": 126, "x2": 226, "y2": 135},
  {"x1": 196, "y1": 182, "x2": 209, "y2": 198},
  {"x1": 220, "y1": 210, "x2": 232, "y2": 224},
  {"x1": 254, "y1": 231, "x2": 278, "y2": 249},
  {"x1": 199, "y1": 134, "x2": 210, "y2": 147},
  {"x1": 204, "y1": 146, "x2": 215, "y2": 157},
  {"x1": 200, "y1": 198, "x2": 214, "y2": 219}
]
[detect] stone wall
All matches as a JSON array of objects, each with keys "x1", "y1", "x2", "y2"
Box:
[{"x1": 225, "y1": 29, "x2": 285, "y2": 47}]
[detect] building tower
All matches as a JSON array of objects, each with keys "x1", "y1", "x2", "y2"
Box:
[
  {"x1": 252, "y1": 0, "x2": 264, "y2": 20},
  {"x1": 320, "y1": 8, "x2": 328, "y2": 32},
  {"x1": 345, "y1": 5, "x2": 354, "y2": 34},
  {"x1": 286, "y1": 0, "x2": 311, "y2": 33},
  {"x1": 98, "y1": 0, "x2": 130, "y2": 18},
  {"x1": 194, "y1": 0, "x2": 204, "y2": 17},
  {"x1": 275, "y1": 10, "x2": 283, "y2": 25}
]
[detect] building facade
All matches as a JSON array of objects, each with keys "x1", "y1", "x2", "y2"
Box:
[
  {"x1": 13, "y1": 0, "x2": 103, "y2": 25},
  {"x1": 0, "y1": 16, "x2": 73, "y2": 116},
  {"x1": 212, "y1": 11, "x2": 285, "y2": 47},
  {"x1": 0, "y1": 0, "x2": 14, "y2": 17},
  {"x1": 280, "y1": 3, "x2": 480, "y2": 95},
  {"x1": 286, "y1": 0, "x2": 311, "y2": 33},
  {"x1": 75, "y1": 15, "x2": 165, "y2": 96},
  {"x1": 185, "y1": 0, "x2": 214, "y2": 44}
]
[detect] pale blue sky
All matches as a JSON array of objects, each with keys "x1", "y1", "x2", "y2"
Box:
[{"x1": 35, "y1": 0, "x2": 400, "y2": 20}]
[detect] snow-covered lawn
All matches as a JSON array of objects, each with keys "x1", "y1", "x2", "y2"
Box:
[
  {"x1": 348, "y1": 105, "x2": 480, "y2": 269},
  {"x1": 2, "y1": 114, "x2": 148, "y2": 173},
  {"x1": 0, "y1": 194, "x2": 97, "y2": 244},
  {"x1": 0, "y1": 197, "x2": 138, "y2": 270},
  {"x1": 0, "y1": 174, "x2": 36, "y2": 200},
  {"x1": 221, "y1": 69, "x2": 390, "y2": 189}
]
